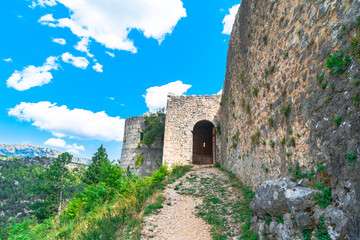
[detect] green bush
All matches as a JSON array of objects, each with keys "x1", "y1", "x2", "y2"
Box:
[
  {"x1": 142, "y1": 108, "x2": 166, "y2": 148},
  {"x1": 8, "y1": 163, "x2": 177, "y2": 240},
  {"x1": 314, "y1": 185, "x2": 332, "y2": 209},
  {"x1": 347, "y1": 151, "x2": 357, "y2": 164},
  {"x1": 280, "y1": 105, "x2": 290, "y2": 118},
  {"x1": 135, "y1": 153, "x2": 144, "y2": 170},
  {"x1": 268, "y1": 117, "x2": 274, "y2": 127},
  {"x1": 334, "y1": 116, "x2": 342, "y2": 127},
  {"x1": 324, "y1": 50, "x2": 351, "y2": 75}
]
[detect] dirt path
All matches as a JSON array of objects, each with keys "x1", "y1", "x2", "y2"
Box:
[
  {"x1": 141, "y1": 166, "x2": 244, "y2": 240},
  {"x1": 141, "y1": 167, "x2": 212, "y2": 240}
]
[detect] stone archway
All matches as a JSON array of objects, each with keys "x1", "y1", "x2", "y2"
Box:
[{"x1": 192, "y1": 120, "x2": 216, "y2": 165}]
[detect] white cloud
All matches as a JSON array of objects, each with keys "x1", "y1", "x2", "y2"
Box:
[
  {"x1": 74, "y1": 37, "x2": 94, "y2": 57},
  {"x1": 108, "y1": 97, "x2": 115, "y2": 100},
  {"x1": 8, "y1": 101, "x2": 125, "y2": 142},
  {"x1": 106, "y1": 51, "x2": 115, "y2": 57},
  {"x1": 92, "y1": 62, "x2": 103, "y2": 72},
  {"x1": 144, "y1": 80, "x2": 191, "y2": 112},
  {"x1": 3, "y1": 58, "x2": 13, "y2": 62},
  {"x1": 6, "y1": 56, "x2": 59, "y2": 91},
  {"x1": 30, "y1": 0, "x2": 57, "y2": 8},
  {"x1": 61, "y1": 52, "x2": 89, "y2": 69},
  {"x1": 44, "y1": 138, "x2": 85, "y2": 154},
  {"x1": 37, "y1": 0, "x2": 187, "y2": 52},
  {"x1": 222, "y1": 4, "x2": 240, "y2": 35},
  {"x1": 44, "y1": 138, "x2": 66, "y2": 147},
  {"x1": 217, "y1": 89, "x2": 223, "y2": 95},
  {"x1": 52, "y1": 38, "x2": 66, "y2": 45}
]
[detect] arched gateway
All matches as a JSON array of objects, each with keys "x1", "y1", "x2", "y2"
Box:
[
  {"x1": 162, "y1": 94, "x2": 221, "y2": 166},
  {"x1": 120, "y1": 94, "x2": 221, "y2": 176},
  {"x1": 192, "y1": 120, "x2": 215, "y2": 165}
]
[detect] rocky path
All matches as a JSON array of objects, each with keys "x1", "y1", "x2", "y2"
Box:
[{"x1": 141, "y1": 166, "x2": 245, "y2": 240}]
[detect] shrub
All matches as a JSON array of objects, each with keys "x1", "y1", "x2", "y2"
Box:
[
  {"x1": 354, "y1": 93, "x2": 359, "y2": 105},
  {"x1": 317, "y1": 164, "x2": 325, "y2": 172},
  {"x1": 288, "y1": 137, "x2": 295, "y2": 147},
  {"x1": 268, "y1": 117, "x2": 274, "y2": 127},
  {"x1": 350, "y1": 34, "x2": 360, "y2": 59},
  {"x1": 314, "y1": 184, "x2": 332, "y2": 208},
  {"x1": 280, "y1": 137, "x2": 286, "y2": 146},
  {"x1": 347, "y1": 151, "x2": 357, "y2": 164},
  {"x1": 135, "y1": 153, "x2": 144, "y2": 169},
  {"x1": 302, "y1": 229, "x2": 313, "y2": 240},
  {"x1": 276, "y1": 216, "x2": 284, "y2": 224},
  {"x1": 143, "y1": 108, "x2": 165, "y2": 147},
  {"x1": 334, "y1": 116, "x2": 342, "y2": 127},
  {"x1": 315, "y1": 216, "x2": 331, "y2": 240},
  {"x1": 216, "y1": 124, "x2": 221, "y2": 135},
  {"x1": 324, "y1": 50, "x2": 351, "y2": 75},
  {"x1": 281, "y1": 105, "x2": 290, "y2": 118},
  {"x1": 263, "y1": 35, "x2": 268, "y2": 45},
  {"x1": 353, "y1": 79, "x2": 360, "y2": 87},
  {"x1": 250, "y1": 130, "x2": 261, "y2": 147},
  {"x1": 253, "y1": 87, "x2": 259, "y2": 97}
]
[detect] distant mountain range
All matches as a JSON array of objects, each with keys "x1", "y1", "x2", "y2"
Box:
[{"x1": 0, "y1": 143, "x2": 90, "y2": 164}]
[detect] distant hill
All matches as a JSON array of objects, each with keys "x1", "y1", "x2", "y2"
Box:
[{"x1": 0, "y1": 143, "x2": 90, "y2": 164}]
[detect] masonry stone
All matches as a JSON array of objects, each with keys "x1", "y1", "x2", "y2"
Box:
[{"x1": 120, "y1": 116, "x2": 163, "y2": 176}]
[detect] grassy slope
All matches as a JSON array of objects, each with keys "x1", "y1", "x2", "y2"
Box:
[{"x1": 7, "y1": 165, "x2": 192, "y2": 240}]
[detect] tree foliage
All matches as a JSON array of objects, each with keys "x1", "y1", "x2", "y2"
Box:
[
  {"x1": 82, "y1": 144, "x2": 111, "y2": 185},
  {"x1": 31, "y1": 153, "x2": 76, "y2": 224},
  {"x1": 142, "y1": 108, "x2": 166, "y2": 148}
]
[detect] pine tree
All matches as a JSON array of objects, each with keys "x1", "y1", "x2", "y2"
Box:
[
  {"x1": 31, "y1": 152, "x2": 74, "y2": 227},
  {"x1": 82, "y1": 145, "x2": 111, "y2": 185}
]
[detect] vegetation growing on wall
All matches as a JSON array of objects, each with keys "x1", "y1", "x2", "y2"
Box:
[
  {"x1": 142, "y1": 108, "x2": 166, "y2": 148},
  {"x1": 135, "y1": 153, "x2": 144, "y2": 169}
]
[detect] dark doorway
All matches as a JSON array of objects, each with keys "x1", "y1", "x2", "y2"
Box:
[{"x1": 192, "y1": 120, "x2": 215, "y2": 165}]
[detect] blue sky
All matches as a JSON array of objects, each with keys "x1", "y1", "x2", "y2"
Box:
[{"x1": 0, "y1": 0, "x2": 240, "y2": 160}]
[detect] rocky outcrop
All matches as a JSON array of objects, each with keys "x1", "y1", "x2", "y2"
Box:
[{"x1": 250, "y1": 177, "x2": 347, "y2": 239}]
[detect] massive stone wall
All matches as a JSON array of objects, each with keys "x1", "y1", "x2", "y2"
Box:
[
  {"x1": 163, "y1": 94, "x2": 221, "y2": 165},
  {"x1": 120, "y1": 117, "x2": 163, "y2": 176},
  {"x1": 219, "y1": 0, "x2": 360, "y2": 238}
]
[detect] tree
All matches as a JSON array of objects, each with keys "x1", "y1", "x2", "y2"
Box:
[
  {"x1": 31, "y1": 153, "x2": 74, "y2": 227},
  {"x1": 82, "y1": 145, "x2": 111, "y2": 185},
  {"x1": 142, "y1": 108, "x2": 166, "y2": 148}
]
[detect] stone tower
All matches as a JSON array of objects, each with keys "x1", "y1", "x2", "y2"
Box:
[{"x1": 120, "y1": 116, "x2": 163, "y2": 176}]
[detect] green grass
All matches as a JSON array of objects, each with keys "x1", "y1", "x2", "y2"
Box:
[{"x1": 144, "y1": 194, "x2": 166, "y2": 216}]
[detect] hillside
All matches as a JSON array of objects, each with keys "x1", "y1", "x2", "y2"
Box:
[
  {"x1": 0, "y1": 156, "x2": 86, "y2": 238},
  {"x1": 0, "y1": 143, "x2": 90, "y2": 164}
]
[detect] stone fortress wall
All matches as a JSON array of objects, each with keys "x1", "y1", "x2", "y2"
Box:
[
  {"x1": 120, "y1": 94, "x2": 221, "y2": 174},
  {"x1": 162, "y1": 94, "x2": 221, "y2": 165},
  {"x1": 120, "y1": 116, "x2": 163, "y2": 176},
  {"x1": 219, "y1": 0, "x2": 360, "y2": 238}
]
